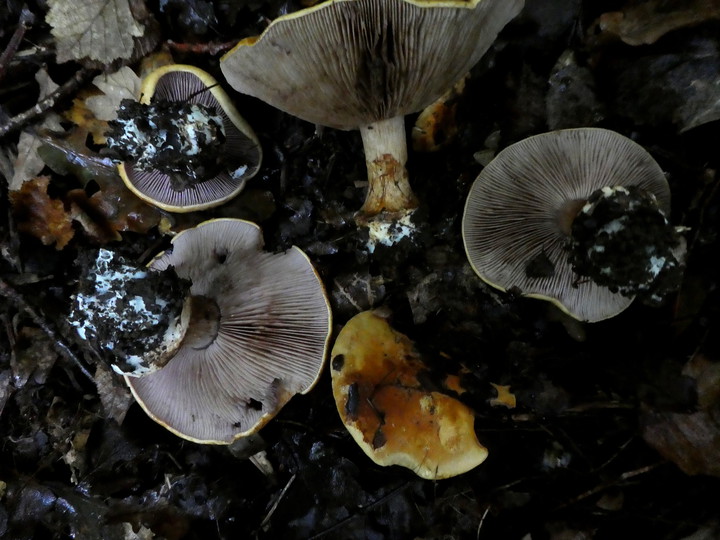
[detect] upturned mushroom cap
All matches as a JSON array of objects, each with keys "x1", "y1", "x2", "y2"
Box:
[
  {"x1": 330, "y1": 310, "x2": 488, "y2": 480},
  {"x1": 118, "y1": 65, "x2": 262, "y2": 212},
  {"x1": 126, "y1": 218, "x2": 332, "y2": 444},
  {"x1": 220, "y1": 0, "x2": 524, "y2": 129},
  {"x1": 462, "y1": 128, "x2": 671, "y2": 322}
]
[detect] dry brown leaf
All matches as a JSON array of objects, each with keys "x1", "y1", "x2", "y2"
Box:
[
  {"x1": 94, "y1": 361, "x2": 133, "y2": 424},
  {"x1": 595, "y1": 0, "x2": 720, "y2": 46},
  {"x1": 10, "y1": 176, "x2": 76, "y2": 249},
  {"x1": 64, "y1": 89, "x2": 111, "y2": 145},
  {"x1": 47, "y1": 0, "x2": 145, "y2": 64},
  {"x1": 85, "y1": 67, "x2": 141, "y2": 121},
  {"x1": 10, "y1": 69, "x2": 64, "y2": 190},
  {"x1": 38, "y1": 128, "x2": 165, "y2": 240},
  {"x1": 10, "y1": 326, "x2": 59, "y2": 389},
  {"x1": 641, "y1": 405, "x2": 720, "y2": 477}
]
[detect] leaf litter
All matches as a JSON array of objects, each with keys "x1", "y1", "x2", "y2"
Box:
[{"x1": 1, "y1": 1, "x2": 720, "y2": 539}]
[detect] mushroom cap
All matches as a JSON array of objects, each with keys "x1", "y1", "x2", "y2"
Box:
[
  {"x1": 220, "y1": 0, "x2": 524, "y2": 130},
  {"x1": 462, "y1": 127, "x2": 671, "y2": 322},
  {"x1": 330, "y1": 310, "x2": 488, "y2": 479},
  {"x1": 119, "y1": 65, "x2": 262, "y2": 212},
  {"x1": 126, "y1": 218, "x2": 332, "y2": 444}
]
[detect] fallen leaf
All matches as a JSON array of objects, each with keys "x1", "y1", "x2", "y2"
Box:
[
  {"x1": 64, "y1": 89, "x2": 111, "y2": 145},
  {"x1": 10, "y1": 69, "x2": 64, "y2": 190},
  {"x1": 47, "y1": 0, "x2": 145, "y2": 64},
  {"x1": 594, "y1": 0, "x2": 720, "y2": 46},
  {"x1": 411, "y1": 75, "x2": 466, "y2": 153},
  {"x1": 85, "y1": 67, "x2": 141, "y2": 121},
  {"x1": 641, "y1": 404, "x2": 720, "y2": 477},
  {"x1": 489, "y1": 383, "x2": 517, "y2": 409},
  {"x1": 94, "y1": 362, "x2": 133, "y2": 424},
  {"x1": 37, "y1": 128, "x2": 166, "y2": 239},
  {"x1": 9, "y1": 176, "x2": 75, "y2": 249}
]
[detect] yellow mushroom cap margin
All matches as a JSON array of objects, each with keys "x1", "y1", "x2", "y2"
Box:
[
  {"x1": 330, "y1": 310, "x2": 488, "y2": 480},
  {"x1": 119, "y1": 64, "x2": 262, "y2": 213},
  {"x1": 462, "y1": 128, "x2": 671, "y2": 323},
  {"x1": 126, "y1": 218, "x2": 332, "y2": 444},
  {"x1": 220, "y1": 0, "x2": 524, "y2": 130}
]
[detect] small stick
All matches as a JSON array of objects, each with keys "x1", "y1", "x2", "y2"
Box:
[
  {"x1": 0, "y1": 7, "x2": 35, "y2": 85},
  {"x1": 0, "y1": 276, "x2": 93, "y2": 382},
  {"x1": 0, "y1": 67, "x2": 96, "y2": 140},
  {"x1": 307, "y1": 482, "x2": 410, "y2": 539},
  {"x1": 166, "y1": 40, "x2": 238, "y2": 56},
  {"x1": 554, "y1": 462, "x2": 664, "y2": 511}
]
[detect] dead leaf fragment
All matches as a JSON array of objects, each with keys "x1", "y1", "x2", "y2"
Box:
[
  {"x1": 595, "y1": 0, "x2": 720, "y2": 46},
  {"x1": 10, "y1": 176, "x2": 75, "y2": 249},
  {"x1": 47, "y1": 0, "x2": 145, "y2": 64},
  {"x1": 94, "y1": 361, "x2": 133, "y2": 424},
  {"x1": 85, "y1": 67, "x2": 141, "y2": 121},
  {"x1": 411, "y1": 75, "x2": 466, "y2": 152},
  {"x1": 10, "y1": 69, "x2": 64, "y2": 190},
  {"x1": 489, "y1": 383, "x2": 516, "y2": 409},
  {"x1": 641, "y1": 405, "x2": 720, "y2": 477}
]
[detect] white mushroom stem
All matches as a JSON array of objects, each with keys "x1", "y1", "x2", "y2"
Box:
[{"x1": 359, "y1": 116, "x2": 419, "y2": 216}]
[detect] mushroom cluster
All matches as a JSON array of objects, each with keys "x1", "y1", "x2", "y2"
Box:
[
  {"x1": 71, "y1": 219, "x2": 332, "y2": 444},
  {"x1": 106, "y1": 64, "x2": 262, "y2": 212},
  {"x1": 462, "y1": 127, "x2": 685, "y2": 322},
  {"x1": 220, "y1": 0, "x2": 524, "y2": 244}
]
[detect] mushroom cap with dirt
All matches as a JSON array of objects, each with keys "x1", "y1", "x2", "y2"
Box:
[
  {"x1": 462, "y1": 127, "x2": 676, "y2": 323},
  {"x1": 110, "y1": 64, "x2": 262, "y2": 212},
  {"x1": 126, "y1": 218, "x2": 332, "y2": 444},
  {"x1": 220, "y1": 0, "x2": 524, "y2": 223},
  {"x1": 330, "y1": 310, "x2": 488, "y2": 480}
]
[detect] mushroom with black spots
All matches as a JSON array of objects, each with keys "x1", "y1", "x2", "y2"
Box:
[
  {"x1": 74, "y1": 219, "x2": 332, "y2": 444},
  {"x1": 105, "y1": 64, "x2": 262, "y2": 212},
  {"x1": 462, "y1": 127, "x2": 686, "y2": 322},
  {"x1": 220, "y1": 0, "x2": 524, "y2": 246},
  {"x1": 330, "y1": 310, "x2": 488, "y2": 480}
]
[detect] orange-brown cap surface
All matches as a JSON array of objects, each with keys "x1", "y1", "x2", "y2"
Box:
[{"x1": 330, "y1": 310, "x2": 488, "y2": 479}]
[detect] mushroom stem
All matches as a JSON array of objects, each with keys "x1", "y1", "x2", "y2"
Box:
[{"x1": 358, "y1": 116, "x2": 419, "y2": 216}]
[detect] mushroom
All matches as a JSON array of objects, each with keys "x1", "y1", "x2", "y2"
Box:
[
  {"x1": 107, "y1": 64, "x2": 262, "y2": 212},
  {"x1": 68, "y1": 248, "x2": 191, "y2": 376},
  {"x1": 462, "y1": 127, "x2": 685, "y2": 322},
  {"x1": 120, "y1": 218, "x2": 332, "y2": 444},
  {"x1": 220, "y1": 0, "x2": 524, "y2": 234},
  {"x1": 330, "y1": 310, "x2": 488, "y2": 479}
]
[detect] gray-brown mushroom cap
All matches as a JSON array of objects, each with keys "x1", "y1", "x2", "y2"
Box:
[
  {"x1": 462, "y1": 128, "x2": 671, "y2": 323},
  {"x1": 119, "y1": 65, "x2": 262, "y2": 212},
  {"x1": 126, "y1": 218, "x2": 332, "y2": 444},
  {"x1": 220, "y1": 0, "x2": 525, "y2": 130}
]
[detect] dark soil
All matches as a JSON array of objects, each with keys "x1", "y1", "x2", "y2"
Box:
[{"x1": 1, "y1": 1, "x2": 719, "y2": 539}]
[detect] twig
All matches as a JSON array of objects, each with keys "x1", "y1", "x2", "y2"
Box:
[
  {"x1": 0, "y1": 7, "x2": 35, "y2": 85},
  {"x1": 554, "y1": 462, "x2": 664, "y2": 511},
  {"x1": 259, "y1": 473, "x2": 296, "y2": 530},
  {"x1": 476, "y1": 505, "x2": 490, "y2": 539},
  {"x1": 0, "y1": 67, "x2": 97, "y2": 140},
  {"x1": 307, "y1": 482, "x2": 411, "y2": 540},
  {"x1": 166, "y1": 40, "x2": 238, "y2": 56},
  {"x1": 0, "y1": 276, "x2": 93, "y2": 382}
]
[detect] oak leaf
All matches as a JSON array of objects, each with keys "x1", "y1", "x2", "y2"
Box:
[{"x1": 10, "y1": 176, "x2": 75, "y2": 249}]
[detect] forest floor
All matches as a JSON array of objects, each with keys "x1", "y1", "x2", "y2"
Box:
[{"x1": 1, "y1": 0, "x2": 719, "y2": 539}]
